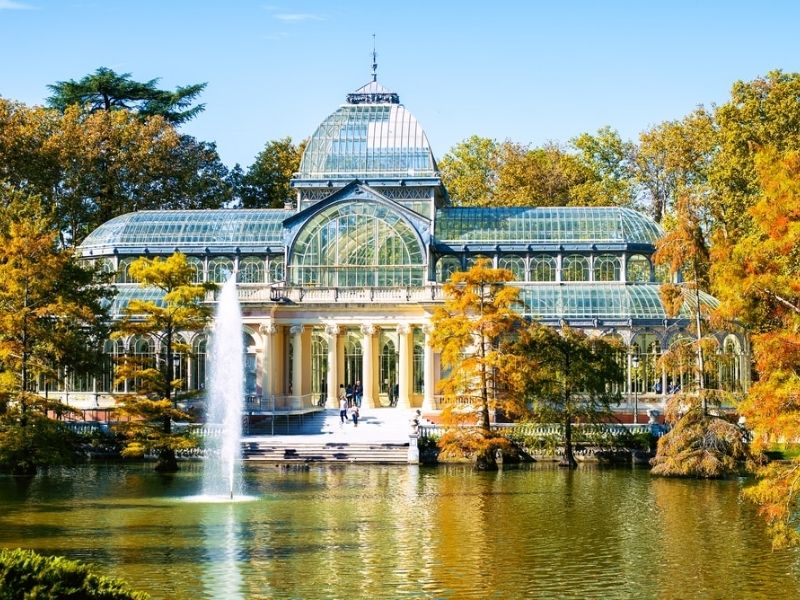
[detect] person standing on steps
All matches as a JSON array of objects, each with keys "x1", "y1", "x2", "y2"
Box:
[
  {"x1": 338, "y1": 384, "x2": 348, "y2": 424},
  {"x1": 351, "y1": 404, "x2": 360, "y2": 427}
]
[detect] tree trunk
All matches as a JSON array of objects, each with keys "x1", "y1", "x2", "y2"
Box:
[
  {"x1": 560, "y1": 415, "x2": 578, "y2": 469},
  {"x1": 154, "y1": 448, "x2": 178, "y2": 472}
]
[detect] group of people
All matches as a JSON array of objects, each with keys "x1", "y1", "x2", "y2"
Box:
[{"x1": 338, "y1": 382, "x2": 362, "y2": 427}]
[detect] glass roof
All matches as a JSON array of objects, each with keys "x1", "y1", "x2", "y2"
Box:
[
  {"x1": 517, "y1": 284, "x2": 716, "y2": 321},
  {"x1": 435, "y1": 207, "x2": 663, "y2": 245},
  {"x1": 106, "y1": 286, "x2": 165, "y2": 316},
  {"x1": 297, "y1": 103, "x2": 437, "y2": 180},
  {"x1": 80, "y1": 210, "x2": 287, "y2": 253}
]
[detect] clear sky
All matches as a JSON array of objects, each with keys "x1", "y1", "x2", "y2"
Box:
[{"x1": 1, "y1": 0, "x2": 799, "y2": 168}]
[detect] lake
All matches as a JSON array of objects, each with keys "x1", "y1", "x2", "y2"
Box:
[{"x1": 1, "y1": 463, "x2": 797, "y2": 599}]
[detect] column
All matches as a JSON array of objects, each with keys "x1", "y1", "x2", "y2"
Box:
[
  {"x1": 422, "y1": 324, "x2": 435, "y2": 412},
  {"x1": 325, "y1": 324, "x2": 339, "y2": 408},
  {"x1": 259, "y1": 322, "x2": 278, "y2": 403},
  {"x1": 397, "y1": 324, "x2": 413, "y2": 409},
  {"x1": 360, "y1": 324, "x2": 377, "y2": 409},
  {"x1": 290, "y1": 324, "x2": 304, "y2": 400}
]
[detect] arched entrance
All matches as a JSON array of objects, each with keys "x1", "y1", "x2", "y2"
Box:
[{"x1": 380, "y1": 335, "x2": 398, "y2": 406}]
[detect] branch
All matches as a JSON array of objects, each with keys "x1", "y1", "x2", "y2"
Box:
[{"x1": 757, "y1": 287, "x2": 800, "y2": 315}]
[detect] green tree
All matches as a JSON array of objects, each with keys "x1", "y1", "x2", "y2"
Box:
[
  {"x1": 571, "y1": 126, "x2": 637, "y2": 207},
  {"x1": 518, "y1": 324, "x2": 624, "y2": 468},
  {"x1": 47, "y1": 66, "x2": 206, "y2": 125},
  {"x1": 233, "y1": 137, "x2": 305, "y2": 208},
  {"x1": 438, "y1": 135, "x2": 500, "y2": 206},
  {"x1": 430, "y1": 260, "x2": 527, "y2": 468},
  {"x1": 113, "y1": 253, "x2": 213, "y2": 472},
  {"x1": 0, "y1": 187, "x2": 112, "y2": 474}
]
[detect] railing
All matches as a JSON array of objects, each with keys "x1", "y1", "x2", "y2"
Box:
[
  {"x1": 244, "y1": 393, "x2": 321, "y2": 413},
  {"x1": 418, "y1": 421, "x2": 664, "y2": 440},
  {"x1": 262, "y1": 284, "x2": 445, "y2": 304}
]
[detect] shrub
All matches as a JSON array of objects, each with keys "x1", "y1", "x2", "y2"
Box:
[{"x1": 0, "y1": 548, "x2": 149, "y2": 599}]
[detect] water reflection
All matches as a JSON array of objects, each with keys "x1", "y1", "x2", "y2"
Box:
[
  {"x1": 0, "y1": 464, "x2": 798, "y2": 599},
  {"x1": 202, "y1": 505, "x2": 244, "y2": 600}
]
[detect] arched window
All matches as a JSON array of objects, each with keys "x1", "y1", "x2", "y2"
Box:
[
  {"x1": 238, "y1": 257, "x2": 265, "y2": 284},
  {"x1": 161, "y1": 334, "x2": 188, "y2": 391},
  {"x1": 269, "y1": 256, "x2": 285, "y2": 283},
  {"x1": 344, "y1": 335, "x2": 363, "y2": 391},
  {"x1": 562, "y1": 255, "x2": 589, "y2": 282},
  {"x1": 209, "y1": 257, "x2": 234, "y2": 283},
  {"x1": 118, "y1": 258, "x2": 136, "y2": 283},
  {"x1": 243, "y1": 332, "x2": 257, "y2": 395},
  {"x1": 186, "y1": 257, "x2": 204, "y2": 284},
  {"x1": 413, "y1": 328, "x2": 424, "y2": 394},
  {"x1": 131, "y1": 335, "x2": 156, "y2": 391},
  {"x1": 466, "y1": 255, "x2": 492, "y2": 269},
  {"x1": 720, "y1": 335, "x2": 743, "y2": 392},
  {"x1": 530, "y1": 255, "x2": 556, "y2": 282},
  {"x1": 593, "y1": 254, "x2": 621, "y2": 282},
  {"x1": 192, "y1": 335, "x2": 207, "y2": 391},
  {"x1": 288, "y1": 202, "x2": 425, "y2": 288},
  {"x1": 95, "y1": 258, "x2": 114, "y2": 275},
  {"x1": 665, "y1": 333, "x2": 693, "y2": 393},
  {"x1": 312, "y1": 333, "x2": 328, "y2": 403},
  {"x1": 631, "y1": 333, "x2": 661, "y2": 395},
  {"x1": 380, "y1": 336, "x2": 397, "y2": 404},
  {"x1": 436, "y1": 256, "x2": 462, "y2": 282},
  {"x1": 627, "y1": 254, "x2": 651, "y2": 283},
  {"x1": 499, "y1": 256, "x2": 525, "y2": 281}
]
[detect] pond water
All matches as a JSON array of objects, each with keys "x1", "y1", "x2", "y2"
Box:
[{"x1": 1, "y1": 463, "x2": 798, "y2": 599}]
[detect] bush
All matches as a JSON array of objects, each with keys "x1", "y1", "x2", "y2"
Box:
[
  {"x1": 0, "y1": 414, "x2": 85, "y2": 476},
  {"x1": 0, "y1": 548, "x2": 148, "y2": 599}
]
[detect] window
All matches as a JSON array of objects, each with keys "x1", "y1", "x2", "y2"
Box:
[
  {"x1": 209, "y1": 257, "x2": 234, "y2": 283},
  {"x1": 627, "y1": 254, "x2": 651, "y2": 283},
  {"x1": 561, "y1": 255, "x2": 589, "y2": 282},
  {"x1": 269, "y1": 257, "x2": 285, "y2": 283},
  {"x1": 312, "y1": 333, "x2": 328, "y2": 402},
  {"x1": 187, "y1": 257, "x2": 204, "y2": 284},
  {"x1": 530, "y1": 255, "x2": 556, "y2": 282},
  {"x1": 593, "y1": 255, "x2": 621, "y2": 282},
  {"x1": 117, "y1": 258, "x2": 135, "y2": 283},
  {"x1": 413, "y1": 328, "x2": 424, "y2": 394},
  {"x1": 436, "y1": 256, "x2": 462, "y2": 282},
  {"x1": 499, "y1": 256, "x2": 525, "y2": 281},
  {"x1": 192, "y1": 335, "x2": 207, "y2": 391},
  {"x1": 238, "y1": 257, "x2": 265, "y2": 284}
]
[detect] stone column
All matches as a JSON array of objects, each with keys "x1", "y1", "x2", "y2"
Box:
[
  {"x1": 360, "y1": 324, "x2": 377, "y2": 408},
  {"x1": 290, "y1": 324, "x2": 305, "y2": 400},
  {"x1": 397, "y1": 324, "x2": 413, "y2": 409},
  {"x1": 259, "y1": 322, "x2": 278, "y2": 403},
  {"x1": 422, "y1": 324, "x2": 435, "y2": 412},
  {"x1": 325, "y1": 324, "x2": 339, "y2": 408}
]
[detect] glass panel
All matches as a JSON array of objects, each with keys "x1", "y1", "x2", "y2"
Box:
[
  {"x1": 311, "y1": 333, "x2": 328, "y2": 404},
  {"x1": 237, "y1": 257, "x2": 265, "y2": 284},
  {"x1": 594, "y1": 254, "x2": 621, "y2": 282},
  {"x1": 209, "y1": 257, "x2": 234, "y2": 283},
  {"x1": 289, "y1": 202, "x2": 425, "y2": 287},
  {"x1": 499, "y1": 256, "x2": 525, "y2": 281},
  {"x1": 561, "y1": 255, "x2": 589, "y2": 282},
  {"x1": 627, "y1": 254, "x2": 651, "y2": 283},
  {"x1": 530, "y1": 255, "x2": 556, "y2": 282},
  {"x1": 436, "y1": 256, "x2": 462, "y2": 282}
]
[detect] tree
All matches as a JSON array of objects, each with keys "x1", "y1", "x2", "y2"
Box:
[
  {"x1": 429, "y1": 260, "x2": 527, "y2": 468},
  {"x1": 233, "y1": 137, "x2": 305, "y2": 208},
  {"x1": 113, "y1": 253, "x2": 213, "y2": 472},
  {"x1": 518, "y1": 324, "x2": 624, "y2": 468},
  {"x1": 571, "y1": 126, "x2": 637, "y2": 208},
  {"x1": 47, "y1": 66, "x2": 206, "y2": 125},
  {"x1": 0, "y1": 187, "x2": 112, "y2": 474},
  {"x1": 438, "y1": 136, "x2": 500, "y2": 206},
  {"x1": 713, "y1": 149, "x2": 800, "y2": 547}
]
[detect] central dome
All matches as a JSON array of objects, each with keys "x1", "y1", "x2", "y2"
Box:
[{"x1": 296, "y1": 81, "x2": 437, "y2": 180}]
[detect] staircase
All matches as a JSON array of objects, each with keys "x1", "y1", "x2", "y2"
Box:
[
  {"x1": 241, "y1": 407, "x2": 419, "y2": 463},
  {"x1": 242, "y1": 440, "x2": 409, "y2": 463}
]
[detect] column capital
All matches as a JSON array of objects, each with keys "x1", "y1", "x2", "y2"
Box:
[
  {"x1": 397, "y1": 323, "x2": 412, "y2": 335},
  {"x1": 259, "y1": 322, "x2": 279, "y2": 335},
  {"x1": 360, "y1": 323, "x2": 379, "y2": 336},
  {"x1": 422, "y1": 324, "x2": 434, "y2": 336},
  {"x1": 325, "y1": 323, "x2": 340, "y2": 336},
  {"x1": 290, "y1": 324, "x2": 305, "y2": 335}
]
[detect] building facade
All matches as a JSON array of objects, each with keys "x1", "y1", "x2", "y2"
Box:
[{"x1": 73, "y1": 79, "x2": 750, "y2": 416}]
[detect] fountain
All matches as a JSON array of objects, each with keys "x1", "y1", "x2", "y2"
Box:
[{"x1": 201, "y1": 274, "x2": 245, "y2": 500}]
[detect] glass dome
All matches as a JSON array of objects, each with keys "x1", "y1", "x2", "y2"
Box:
[
  {"x1": 80, "y1": 210, "x2": 287, "y2": 254},
  {"x1": 297, "y1": 82, "x2": 437, "y2": 180},
  {"x1": 435, "y1": 207, "x2": 663, "y2": 245}
]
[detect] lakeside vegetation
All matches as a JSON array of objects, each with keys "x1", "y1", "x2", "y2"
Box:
[{"x1": 0, "y1": 67, "x2": 799, "y2": 547}]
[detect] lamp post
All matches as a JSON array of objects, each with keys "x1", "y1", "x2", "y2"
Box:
[{"x1": 632, "y1": 354, "x2": 640, "y2": 425}]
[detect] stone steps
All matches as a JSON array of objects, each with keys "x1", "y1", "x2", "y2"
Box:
[{"x1": 242, "y1": 440, "x2": 410, "y2": 464}]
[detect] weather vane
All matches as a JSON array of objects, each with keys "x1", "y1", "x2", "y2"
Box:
[{"x1": 371, "y1": 34, "x2": 378, "y2": 82}]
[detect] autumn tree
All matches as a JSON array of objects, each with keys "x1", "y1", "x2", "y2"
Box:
[
  {"x1": 518, "y1": 324, "x2": 624, "y2": 468},
  {"x1": 0, "y1": 187, "x2": 112, "y2": 474},
  {"x1": 429, "y1": 260, "x2": 527, "y2": 468},
  {"x1": 713, "y1": 150, "x2": 800, "y2": 546},
  {"x1": 233, "y1": 137, "x2": 306, "y2": 208},
  {"x1": 570, "y1": 126, "x2": 637, "y2": 208},
  {"x1": 47, "y1": 67, "x2": 206, "y2": 125},
  {"x1": 113, "y1": 253, "x2": 213, "y2": 472},
  {"x1": 438, "y1": 135, "x2": 500, "y2": 206}
]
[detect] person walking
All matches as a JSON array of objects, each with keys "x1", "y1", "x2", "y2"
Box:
[
  {"x1": 338, "y1": 384, "x2": 348, "y2": 424},
  {"x1": 351, "y1": 404, "x2": 360, "y2": 427}
]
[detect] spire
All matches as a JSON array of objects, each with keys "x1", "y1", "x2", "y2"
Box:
[{"x1": 371, "y1": 34, "x2": 378, "y2": 82}]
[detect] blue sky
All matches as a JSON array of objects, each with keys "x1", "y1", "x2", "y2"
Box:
[{"x1": 1, "y1": 0, "x2": 799, "y2": 168}]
